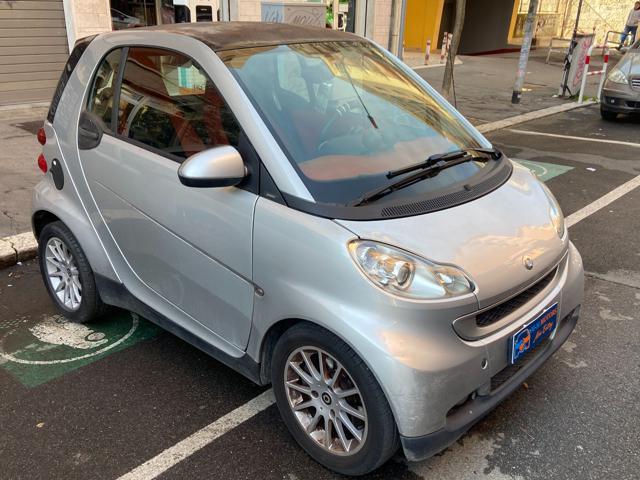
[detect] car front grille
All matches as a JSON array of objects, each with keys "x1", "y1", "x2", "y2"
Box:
[
  {"x1": 631, "y1": 77, "x2": 640, "y2": 91},
  {"x1": 475, "y1": 268, "x2": 557, "y2": 328}
]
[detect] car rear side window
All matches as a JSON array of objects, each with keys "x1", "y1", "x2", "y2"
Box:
[
  {"x1": 86, "y1": 49, "x2": 122, "y2": 132},
  {"x1": 47, "y1": 36, "x2": 95, "y2": 124},
  {"x1": 116, "y1": 47, "x2": 240, "y2": 159}
]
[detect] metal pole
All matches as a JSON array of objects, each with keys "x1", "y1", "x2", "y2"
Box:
[
  {"x1": 512, "y1": 0, "x2": 540, "y2": 104},
  {"x1": 397, "y1": 0, "x2": 407, "y2": 60},
  {"x1": 560, "y1": 0, "x2": 585, "y2": 96}
]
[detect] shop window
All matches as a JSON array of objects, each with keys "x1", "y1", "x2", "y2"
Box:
[{"x1": 196, "y1": 5, "x2": 214, "y2": 22}]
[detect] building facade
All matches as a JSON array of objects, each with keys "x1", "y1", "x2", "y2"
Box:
[{"x1": 0, "y1": 0, "x2": 633, "y2": 106}]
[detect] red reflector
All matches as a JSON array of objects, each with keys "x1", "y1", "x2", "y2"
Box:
[
  {"x1": 37, "y1": 127, "x2": 46, "y2": 146},
  {"x1": 37, "y1": 153, "x2": 47, "y2": 173}
]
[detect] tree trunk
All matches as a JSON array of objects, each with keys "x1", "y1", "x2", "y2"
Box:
[{"x1": 442, "y1": 0, "x2": 466, "y2": 99}]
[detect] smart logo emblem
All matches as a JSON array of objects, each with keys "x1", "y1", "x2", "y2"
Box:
[
  {"x1": 523, "y1": 255, "x2": 534, "y2": 270},
  {"x1": 0, "y1": 312, "x2": 160, "y2": 387}
]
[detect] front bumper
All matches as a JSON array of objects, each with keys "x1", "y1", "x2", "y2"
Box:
[
  {"x1": 385, "y1": 241, "x2": 584, "y2": 459},
  {"x1": 601, "y1": 84, "x2": 640, "y2": 113},
  {"x1": 401, "y1": 306, "x2": 579, "y2": 461}
]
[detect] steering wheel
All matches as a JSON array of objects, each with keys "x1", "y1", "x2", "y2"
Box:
[{"x1": 318, "y1": 107, "x2": 367, "y2": 151}]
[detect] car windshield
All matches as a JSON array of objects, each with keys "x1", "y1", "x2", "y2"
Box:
[{"x1": 220, "y1": 41, "x2": 490, "y2": 205}]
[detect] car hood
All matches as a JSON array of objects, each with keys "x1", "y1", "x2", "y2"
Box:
[{"x1": 335, "y1": 161, "x2": 568, "y2": 309}]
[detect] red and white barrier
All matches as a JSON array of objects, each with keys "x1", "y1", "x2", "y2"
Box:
[
  {"x1": 578, "y1": 44, "x2": 610, "y2": 104},
  {"x1": 424, "y1": 40, "x2": 431, "y2": 65}
]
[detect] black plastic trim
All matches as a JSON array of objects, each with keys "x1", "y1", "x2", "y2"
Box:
[
  {"x1": 178, "y1": 175, "x2": 243, "y2": 188},
  {"x1": 50, "y1": 158, "x2": 64, "y2": 190},
  {"x1": 94, "y1": 274, "x2": 264, "y2": 385},
  {"x1": 47, "y1": 36, "x2": 96, "y2": 124},
  {"x1": 282, "y1": 158, "x2": 513, "y2": 221},
  {"x1": 401, "y1": 308, "x2": 579, "y2": 462}
]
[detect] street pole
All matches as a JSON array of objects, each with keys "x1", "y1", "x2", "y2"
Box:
[
  {"x1": 511, "y1": 0, "x2": 539, "y2": 104},
  {"x1": 559, "y1": 0, "x2": 585, "y2": 96}
]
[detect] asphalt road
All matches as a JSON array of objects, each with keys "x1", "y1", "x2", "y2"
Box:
[{"x1": 0, "y1": 105, "x2": 639, "y2": 479}]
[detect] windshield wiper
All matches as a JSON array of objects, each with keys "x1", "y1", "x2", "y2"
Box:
[
  {"x1": 351, "y1": 147, "x2": 502, "y2": 207},
  {"x1": 386, "y1": 147, "x2": 501, "y2": 179}
]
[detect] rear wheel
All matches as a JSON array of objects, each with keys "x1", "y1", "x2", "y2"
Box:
[
  {"x1": 600, "y1": 108, "x2": 618, "y2": 121},
  {"x1": 38, "y1": 221, "x2": 106, "y2": 323},
  {"x1": 271, "y1": 323, "x2": 399, "y2": 475}
]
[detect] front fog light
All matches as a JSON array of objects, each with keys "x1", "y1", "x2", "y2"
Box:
[{"x1": 348, "y1": 240, "x2": 474, "y2": 299}]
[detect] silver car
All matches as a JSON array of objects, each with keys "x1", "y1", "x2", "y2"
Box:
[
  {"x1": 601, "y1": 39, "x2": 640, "y2": 119},
  {"x1": 33, "y1": 23, "x2": 584, "y2": 475}
]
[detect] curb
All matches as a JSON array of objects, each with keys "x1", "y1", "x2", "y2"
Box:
[
  {"x1": 0, "y1": 232, "x2": 37, "y2": 269},
  {"x1": 0, "y1": 100, "x2": 596, "y2": 270}
]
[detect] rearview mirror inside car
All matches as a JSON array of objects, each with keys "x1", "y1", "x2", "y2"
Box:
[{"x1": 178, "y1": 146, "x2": 247, "y2": 188}]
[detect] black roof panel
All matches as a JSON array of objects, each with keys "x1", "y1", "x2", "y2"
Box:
[{"x1": 129, "y1": 22, "x2": 363, "y2": 51}]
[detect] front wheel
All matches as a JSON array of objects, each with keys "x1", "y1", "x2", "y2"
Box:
[
  {"x1": 600, "y1": 108, "x2": 618, "y2": 121},
  {"x1": 271, "y1": 323, "x2": 399, "y2": 475}
]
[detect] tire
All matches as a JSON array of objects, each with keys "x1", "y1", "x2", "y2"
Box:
[
  {"x1": 271, "y1": 323, "x2": 399, "y2": 475},
  {"x1": 600, "y1": 108, "x2": 618, "y2": 121},
  {"x1": 38, "y1": 221, "x2": 106, "y2": 323}
]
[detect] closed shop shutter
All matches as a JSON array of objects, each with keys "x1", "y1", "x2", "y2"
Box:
[{"x1": 0, "y1": 0, "x2": 69, "y2": 106}]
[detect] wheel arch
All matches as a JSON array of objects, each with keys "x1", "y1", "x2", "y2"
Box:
[
  {"x1": 32, "y1": 210, "x2": 61, "y2": 240},
  {"x1": 256, "y1": 317, "x2": 401, "y2": 437}
]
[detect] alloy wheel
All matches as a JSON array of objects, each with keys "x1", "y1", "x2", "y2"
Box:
[
  {"x1": 284, "y1": 346, "x2": 368, "y2": 456},
  {"x1": 44, "y1": 236, "x2": 82, "y2": 311}
]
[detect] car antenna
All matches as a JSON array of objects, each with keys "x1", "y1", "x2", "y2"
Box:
[{"x1": 338, "y1": 59, "x2": 378, "y2": 129}]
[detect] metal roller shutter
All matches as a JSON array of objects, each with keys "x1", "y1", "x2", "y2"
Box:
[{"x1": 0, "y1": 0, "x2": 69, "y2": 106}]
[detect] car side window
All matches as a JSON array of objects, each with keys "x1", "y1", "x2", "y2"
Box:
[
  {"x1": 86, "y1": 49, "x2": 122, "y2": 131},
  {"x1": 116, "y1": 47, "x2": 240, "y2": 159}
]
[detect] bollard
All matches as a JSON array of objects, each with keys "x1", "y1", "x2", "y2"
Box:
[
  {"x1": 440, "y1": 32, "x2": 448, "y2": 63},
  {"x1": 578, "y1": 44, "x2": 593, "y2": 104},
  {"x1": 596, "y1": 47, "x2": 609, "y2": 101},
  {"x1": 424, "y1": 40, "x2": 431, "y2": 65}
]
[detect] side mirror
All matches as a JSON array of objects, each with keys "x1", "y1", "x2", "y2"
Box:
[{"x1": 178, "y1": 146, "x2": 247, "y2": 188}]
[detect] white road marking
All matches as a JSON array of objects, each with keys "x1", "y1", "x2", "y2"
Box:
[
  {"x1": 566, "y1": 174, "x2": 640, "y2": 228},
  {"x1": 117, "y1": 389, "x2": 275, "y2": 480},
  {"x1": 507, "y1": 129, "x2": 640, "y2": 148},
  {"x1": 476, "y1": 101, "x2": 594, "y2": 134}
]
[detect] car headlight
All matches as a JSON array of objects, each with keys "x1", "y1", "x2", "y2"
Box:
[
  {"x1": 607, "y1": 68, "x2": 628, "y2": 85},
  {"x1": 348, "y1": 240, "x2": 474, "y2": 299},
  {"x1": 540, "y1": 183, "x2": 565, "y2": 238}
]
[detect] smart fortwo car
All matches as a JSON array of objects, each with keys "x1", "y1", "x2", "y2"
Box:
[{"x1": 33, "y1": 23, "x2": 584, "y2": 475}]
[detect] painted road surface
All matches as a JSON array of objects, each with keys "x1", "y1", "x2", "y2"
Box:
[{"x1": 0, "y1": 105, "x2": 639, "y2": 479}]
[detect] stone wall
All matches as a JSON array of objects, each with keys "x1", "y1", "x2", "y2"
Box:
[
  {"x1": 66, "y1": 0, "x2": 112, "y2": 44},
  {"x1": 561, "y1": 0, "x2": 634, "y2": 44}
]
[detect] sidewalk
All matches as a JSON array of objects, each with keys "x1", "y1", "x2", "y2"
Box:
[{"x1": 411, "y1": 48, "x2": 618, "y2": 124}]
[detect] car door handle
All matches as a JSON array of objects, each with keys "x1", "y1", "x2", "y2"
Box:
[
  {"x1": 78, "y1": 111, "x2": 104, "y2": 150},
  {"x1": 79, "y1": 126, "x2": 100, "y2": 140}
]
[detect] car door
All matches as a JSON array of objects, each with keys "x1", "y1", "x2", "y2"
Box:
[{"x1": 77, "y1": 46, "x2": 257, "y2": 349}]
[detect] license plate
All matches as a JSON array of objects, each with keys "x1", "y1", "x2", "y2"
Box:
[{"x1": 510, "y1": 303, "x2": 558, "y2": 364}]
